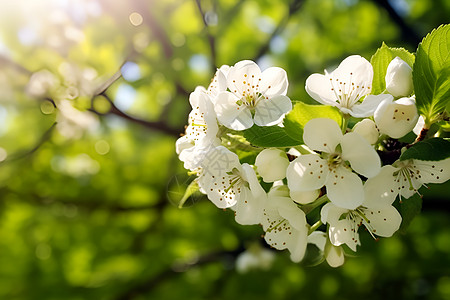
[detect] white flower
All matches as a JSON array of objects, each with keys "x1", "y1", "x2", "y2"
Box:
[
  {"x1": 305, "y1": 55, "x2": 390, "y2": 117},
  {"x1": 255, "y1": 148, "x2": 290, "y2": 182},
  {"x1": 206, "y1": 65, "x2": 230, "y2": 101},
  {"x1": 367, "y1": 158, "x2": 450, "y2": 200},
  {"x1": 385, "y1": 57, "x2": 413, "y2": 97},
  {"x1": 235, "y1": 245, "x2": 275, "y2": 273},
  {"x1": 215, "y1": 60, "x2": 292, "y2": 130},
  {"x1": 352, "y1": 119, "x2": 379, "y2": 145},
  {"x1": 321, "y1": 187, "x2": 402, "y2": 251},
  {"x1": 286, "y1": 118, "x2": 381, "y2": 210},
  {"x1": 196, "y1": 146, "x2": 266, "y2": 225},
  {"x1": 308, "y1": 231, "x2": 345, "y2": 268},
  {"x1": 262, "y1": 186, "x2": 308, "y2": 262},
  {"x1": 176, "y1": 90, "x2": 220, "y2": 170},
  {"x1": 374, "y1": 96, "x2": 419, "y2": 139}
]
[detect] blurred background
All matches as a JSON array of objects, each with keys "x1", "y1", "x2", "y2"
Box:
[{"x1": 0, "y1": 0, "x2": 449, "y2": 299}]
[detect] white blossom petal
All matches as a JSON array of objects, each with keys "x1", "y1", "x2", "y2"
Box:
[
  {"x1": 290, "y1": 189, "x2": 320, "y2": 205},
  {"x1": 260, "y1": 67, "x2": 288, "y2": 96},
  {"x1": 412, "y1": 158, "x2": 450, "y2": 184},
  {"x1": 364, "y1": 165, "x2": 399, "y2": 206},
  {"x1": 255, "y1": 149, "x2": 290, "y2": 182},
  {"x1": 326, "y1": 166, "x2": 364, "y2": 209},
  {"x1": 363, "y1": 205, "x2": 402, "y2": 237},
  {"x1": 303, "y1": 118, "x2": 343, "y2": 153},
  {"x1": 350, "y1": 94, "x2": 393, "y2": 118},
  {"x1": 341, "y1": 132, "x2": 381, "y2": 178},
  {"x1": 253, "y1": 95, "x2": 292, "y2": 126},
  {"x1": 324, "y1": 241, "x2": 345, "y2": 268},
  {"x1": 329, "y1": 219, "x2": 359, "y2": 252},
  {"x1": 227, "y1": 60, "x2": 261, "y2": 97},
  {"x1": 287, "y1": 154, "x2": 328, "y2": 191},
  {"x1": 374, "y1": 96, "x2": 419, "y2": 138},
  {"x1": 305, "y1": 73, "x2": 338, "y2": 106},
  {"x1": 352, "y1": 119, "x2": 379, "y2": 144},
  {"x1": 215, "y1": 91, "x2": 253, "y2": 130}
]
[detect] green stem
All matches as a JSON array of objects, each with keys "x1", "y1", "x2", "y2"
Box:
[
  {"x1": 341, "y1": 114, "x2": 350, "y2": 134},
  {"x1": 302, "y1": 194, "x2": 329, "y2": 215},
  {"x1": 308, "y1": 220, "x2": 323, "y2": 235}
]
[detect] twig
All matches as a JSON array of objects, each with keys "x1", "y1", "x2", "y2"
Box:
[
  {"x1": 195, "y1": 0, "x2": 217, "y2": 70},
  {"x1": 252, "y1": 0, "x2": 305, "y2": 62},
  {"x1": 1, "y1": 122, "x2": 57, "y2": 164},
  {"x1": 91, "y1": 92, "x2": 182, "y2": 137},
  {"x1": 371, "y1": 0, "x2": 421, "y2": 47}
]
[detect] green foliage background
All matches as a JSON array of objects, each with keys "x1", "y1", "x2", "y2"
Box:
[{"x1": 0, "y1": 0, "x2": 449, "y2": 299}]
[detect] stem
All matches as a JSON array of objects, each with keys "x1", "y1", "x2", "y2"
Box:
[
  {"x1": 341, "y1": 114, "x2": 350, "y2": 134},
  {"x1": 302, "y1": 194, "x2": 329, "y2": 215},
  {"x1": 308, "y1": 220, "x2": 323, "y2": 235}
]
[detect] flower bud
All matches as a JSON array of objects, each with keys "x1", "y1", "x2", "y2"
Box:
[
  {"x1": 374, "y1": 96, "x2": 419, "y2": 138},
  {"x1": 385, "y1": 57, "x2": 413, "y2": 97},
  {"x1": 255, "y1": 149, "x2": 289, "y2": 182},
  {"x1": 352, "y1": 119, "x2": 379, "y2": 144}
]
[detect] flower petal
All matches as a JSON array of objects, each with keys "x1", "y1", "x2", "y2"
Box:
[
  {"x1": 255, "y1": 148, "x2": 290, "y2": 182},
  {"x1": 305, "y1": 73, "x2": 338, "y2": 106},
  {"x1": 260, "y1": 67, "x2": 288, "y2": 96},
  {"x1": 215, "y1": 91, "x2": 253, "y2": 130},
  {"x1": 320, "y1": 202, "x2": 348, "y2": 224},
  {"x1": 324, "y1": 241, "x2": 345, "y2": 268},
  {"x1": 413, "y1": 158, "x2": 450, "y2": 184},
  {"x1": 350, "y1": 94, "x2": 393, "y2": 118},
  {"x1": 254, "y1": 95, "x2": 292, "y2": 126},
  {"x1": 303, "y1": 118, "x2": 343, "y2": 153},
  {"x1": 286, "y1": 154, "x2": 328, "y2": 191},
  {"x1": 364, "y1": 205, "x2": 402, "y2": 237},
  {"x1": 363, "y1": 165, "x2": 399, "y2": 206},
  {"x1": 326, "y1": 166, "x2": 364, "y2": 209},
  {"x1": 329, "y1": 219, "x2": 359, "y2": 252},
  {"x1": 332, "y1": 55, "x2": 373, "y2": 89},
  {"x1": 227, "y1": 60, "x2": 261, "y2": 97},
  {"x1": 341, "y1": 132, "x2": 381, "y2": 178}
]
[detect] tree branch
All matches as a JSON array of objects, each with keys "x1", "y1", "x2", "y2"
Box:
[
  {"x1": 195, "y1": 0, "x2": 217, "y2": 71},
  {"x1": 371, "y1": 0, "x2": 421, "y2": 47},
  {"x1": 252, "y1": 0, "x2": 305, "y2": 62},
  {"x1": 91, "y1": 92, "x2": 182, "y2": 137}
]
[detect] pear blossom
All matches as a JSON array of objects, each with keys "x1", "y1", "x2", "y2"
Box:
[
  {"x1": 321, "y1": 181, "x2": 402, "y2": 251},
  {"x1": 262, "y1": 186, "x2": 308, "y2": 262},
  {"x1": 367, "y1": 158, "x2": 450, "y2": 200},
  {"x1": 215, "y1": 60, "x2": 292, "y2": 130},
  {"x1": 308, "y1": 231, "x2": 345, "y2": 267},
  {"x1": 305, "y1": 55, "x2": 391, "y2": 117},
  {"x1": 287, "y1": 118, "x2": 381, "y2": 210},
  {"x1": 352, "y1": 119, "x2": 379, "y2": 144},
  {"x1": 255, "y1": 148, "x2": 290, "y2": 182},
  {"x1": 196, "y1": 146, "x2": 266, "y2": 225},
  {"x1": 374, "y1": 96, "x2": 419, "y2": 139},
  {"x1": 235, "y1": 244, "x2": 275, "y2": 273},
  {"x1": 176, "y1": 90, "x2": 220, "y2": 170},
  {"x1": 385, "y1": 57, "x2": 413, "y2": 97}
]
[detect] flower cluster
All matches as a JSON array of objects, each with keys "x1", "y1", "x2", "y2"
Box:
[{"x1": 176, "y1": 51, "x2": 450, "y2": 267}]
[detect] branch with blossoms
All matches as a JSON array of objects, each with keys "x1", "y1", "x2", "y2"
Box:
[{"x1": 175, "y1": 24, "x2": 450, "y2": 267}]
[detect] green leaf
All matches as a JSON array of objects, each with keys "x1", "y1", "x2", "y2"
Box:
[
  {"x1": 370, "y1": 42, "x2": 415, "y2": 95},
  {"x1": 178, "y1": 180, "x2": 199, "y2": 208},
  {"x1": 243, "y1": 124, "x2": 302, "y2": 147},
  {"x1": 413, "y1": 24, "x2": 450, "y2": 123},
  {"x1": 399, "y1": 194, "x2": 422, "y2": 233},
  {"x1": 400, "y1": 137, "x2": 450, "y2": 161},
  {"x1": 283, "y1": 101, "x2": 342, "y2": 141}
]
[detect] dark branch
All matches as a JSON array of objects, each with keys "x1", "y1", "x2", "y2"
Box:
[
  {"x1": 195, "y1": 0, "x2": 217, "y2": 70},
  {"x1": 91, "y1": 92, "x2": 182, "y2": 137},
  {"x1": 1, "y1": 122, "x2": 57, "y2": 164},
  {"x1": 371, "y1": 0, "x2": 421, "y2": 47},
  {"x1": 252, "y1": 0, "x2": 305, "y2": 62}
]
